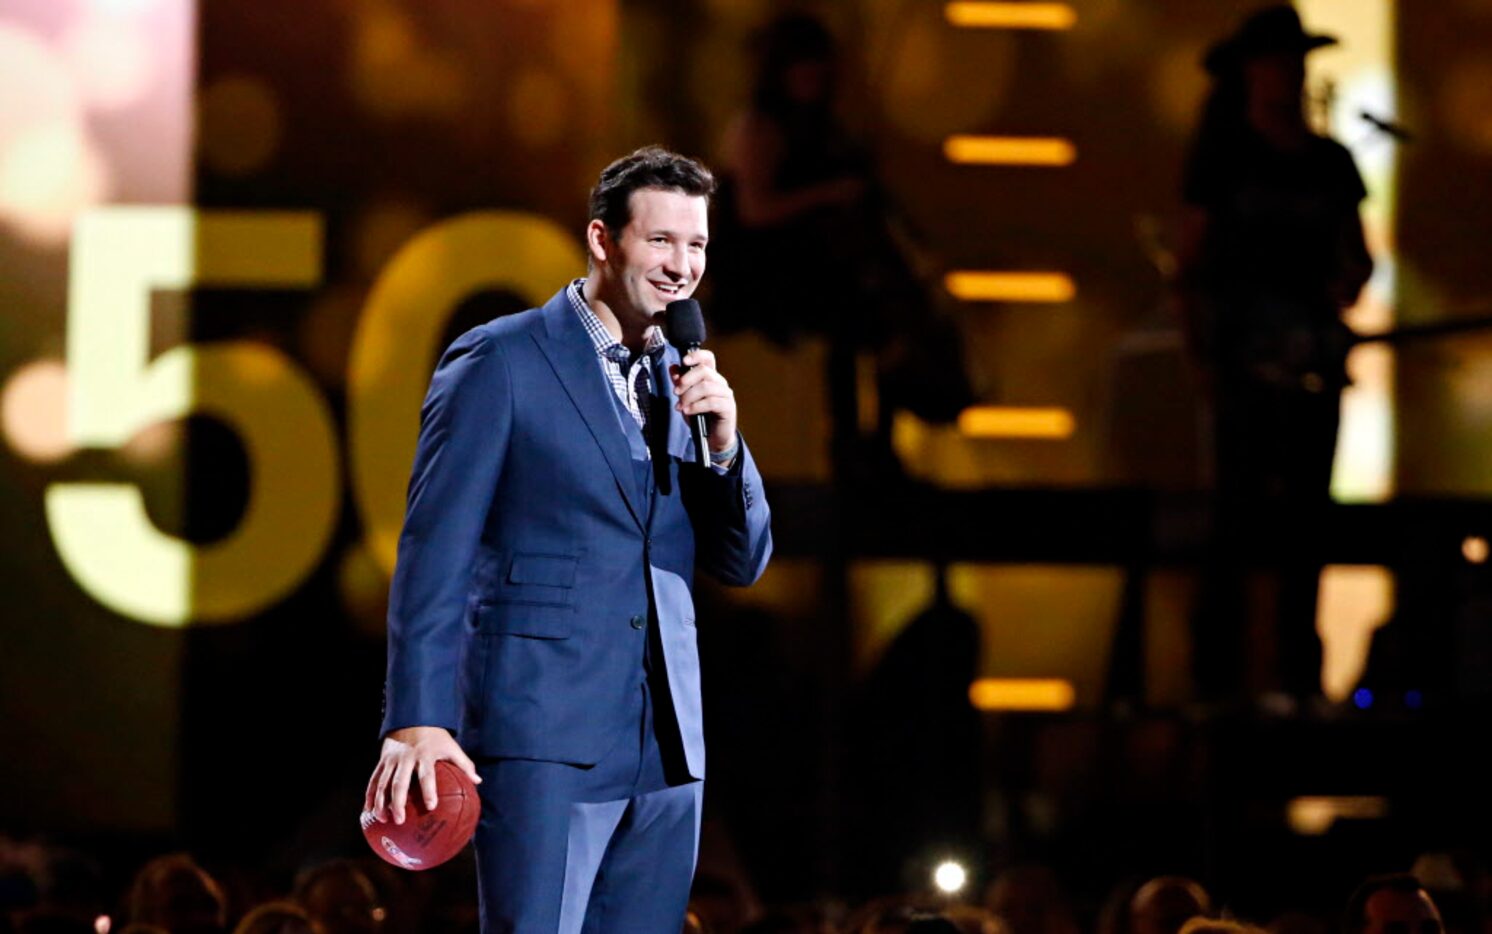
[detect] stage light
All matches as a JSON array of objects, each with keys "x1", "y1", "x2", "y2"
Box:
[
  {"x1": 94, "y1": 914, "x2": 111, "y2": 934},
  {"x1": 957, "y1": 407, "x2": 1075, "y2": 440},
  {"x1": 933, "y1": 860, "x2": 968, "y2": 894},
  {"x1": 0, "y1": 120, "x2": 109, "y2": 245},
  {"x1": 968, "y1": 678, "x2": 1076, "y2": 710},
  {"x1": 1462, "y1": 536, "x2": 1488, "y2": 564},
  {"x1": 1403, "y1": 689, "x2": 1423, "y2": 710},
  {"x1": 0, "y1": 24, "x2": 109, "y2": 245},
  {"x1": 61, "y1": 14, "x2": 157, "y2": 111},
  {"x1": 88, "y1": 0, "x2": 167, "y2": 16},
  {"x1": 1286, "y1": 796, "x2": 1388, "y2": 835},
  {"x1": 2, "y1": 358, "x2": 72, "y2": 463},
  {"x1": 1353, "y1": 687, "x2": 1374, "y2": 709},
  {"x1": 944, "y1": 2, "x2": 1077, "y2": 30},
  {"x1": 944, "y1": 135, "x2": 1076, "y2": 166},
  {"x1": 944, "y1": 271, "x2": 1075, "y2": 303},
  {"x1": 1318, "y1": 565, "x2": 1393, "y2": 702}
]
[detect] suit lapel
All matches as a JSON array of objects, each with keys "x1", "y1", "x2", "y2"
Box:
[{"x1": 531, "y1": 289, "x2": 645, "y2": 530}]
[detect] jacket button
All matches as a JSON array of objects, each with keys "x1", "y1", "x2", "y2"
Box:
[{"x1": 630, "y1": 614, "x2": 646, "y2": 630}]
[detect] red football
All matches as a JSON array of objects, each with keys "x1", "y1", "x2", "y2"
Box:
[{"x1": 361, "y1": 760, "x2": 481, "y2": 871}]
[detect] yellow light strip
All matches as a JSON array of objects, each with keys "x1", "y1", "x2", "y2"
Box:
[
  {"x1": 944, "y1": 135, "x2": 1077, "y2": 166},
  {"x1": 958, "y1": 406, "x2": 1075, "y2": 439},
  {"x1": 945, "y1": 2, "x2": 1077, "y2": 30},
  {"x1": 1286, "y1": 796, "x2": 1389, "y2": 835},
  {"x1": 969, "y1": 678, "x2": 1076, "y2": 711},
  {"x1": 945, "y1": 270, "x2": 1075, "y2": 302}
]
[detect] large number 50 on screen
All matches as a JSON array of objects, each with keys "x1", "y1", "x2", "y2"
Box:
[
  {"x1": 45, "y1": 207, "x2": 584, "y2": 627},
  {"x1": 45, "y1": 209, "x2": 338, "y2": 626}
]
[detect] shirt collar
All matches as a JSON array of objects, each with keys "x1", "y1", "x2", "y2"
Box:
[{"x1": 568, "y1": 279, "x2": 666, "y2": 364}]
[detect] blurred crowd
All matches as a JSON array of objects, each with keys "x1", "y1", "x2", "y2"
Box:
[{"x1": 2, "y1": 832, "x2": 1484, "y2": 934}]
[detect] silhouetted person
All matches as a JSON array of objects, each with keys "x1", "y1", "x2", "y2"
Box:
[
  {"x1": 1410, "y1": 853, "x2": 1487, "y2": 934},
  {"x1": 1180, "y1": 920, "x2": 1267, "y2": 934},
  {"x1": 232, "y1": 903, "x2": 321, "y2": 934},
  {"x1": 1177, "y1": 6, "x2": 1374, "y2": 707},
  {"x1": 126, "y1": 854, "x2": 227, "y2": 934},
  {"x1": 291, "y1": 862, "x2": 381, "y2": 934},
  {"x1": 1344, "y1": 876, "x2": 1445, "y2": 934},
  {"x1": 845, "y1": 898, "x2": 967, "y2": 934},
  {"x1": 1131, "y1": 877, "x2": 1213, "y2": 934},
  {"x1": 0, "y1": 845, "x2": 106, "y2": 934},
  {"x1": 714, "y1": 13, "x2": 971, "y2": 481},
  {"x1": 983, "y1": 866, "x2": 1078, "y2": 934},
  {"x1": 715, "y1": 14, "x2": 870, "y2": 344},
  {"x1": 848, "y1": 566, "x2": 981, "y2": 893}
]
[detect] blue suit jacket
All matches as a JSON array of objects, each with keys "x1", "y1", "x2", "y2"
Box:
[{"x1": 380, "y1": 287, "x2": 773, "y2": 779}]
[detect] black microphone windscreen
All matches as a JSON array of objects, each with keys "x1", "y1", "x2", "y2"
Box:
[{"x1": 665, "y1": 299, "x2": 707, "y2": 347}]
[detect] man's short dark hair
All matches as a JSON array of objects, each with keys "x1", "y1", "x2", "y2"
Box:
[
  {"x1": 588, "y1": 146, "x2": 716, "y2": 236},
  {"x1": 1343, "y1": 875, "x2": 1431, "y2": 934}
]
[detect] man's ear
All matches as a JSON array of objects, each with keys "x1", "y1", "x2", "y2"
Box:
[{"x1": 585, "y1": 219, "x2": 610, "y2": 267}]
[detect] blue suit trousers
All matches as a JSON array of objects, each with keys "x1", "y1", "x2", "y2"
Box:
[{"x1": 474, "y1": 678, "x2": 702, "y2": 933}]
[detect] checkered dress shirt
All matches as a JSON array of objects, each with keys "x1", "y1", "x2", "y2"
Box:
[{"x1": 567, "y1": 279, "x2": 667, "y2": 437}]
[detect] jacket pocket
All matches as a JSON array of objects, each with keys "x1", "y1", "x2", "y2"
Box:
[
  {"x1": 507, "y1": 552, "x2": 578, "y2": 588},
  {"x1": 475, "y1": 602, "x2": 571, "y2": 639},
  {"x1": 482, "y1": 552, "x2": 579, "y2": 608}
]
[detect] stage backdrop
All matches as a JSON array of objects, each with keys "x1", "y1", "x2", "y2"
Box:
[{"x1": 2, "y1": 0, "x2": 1489, "y2": 859}]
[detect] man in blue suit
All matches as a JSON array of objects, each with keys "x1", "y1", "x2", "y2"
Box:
[{"x1": 363, "y1": 147, "x2": 773, "y2": 932}]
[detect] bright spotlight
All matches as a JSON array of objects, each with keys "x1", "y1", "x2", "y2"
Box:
[
  {"x1": 933, "y1": 860, "x2": 967, "y2": 894},
  {"x1": 1462, "y1": 536, "x2": 1488, "y2": 564}
]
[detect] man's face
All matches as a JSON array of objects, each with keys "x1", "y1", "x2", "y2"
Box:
[
  {"x1": 1362, "y1": 889, "x2": 1444, "y2": 934},
  {"x1": 595, "y1": 186, "x2": 708, "y2": 328}
]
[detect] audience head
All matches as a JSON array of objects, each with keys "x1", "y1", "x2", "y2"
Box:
[
  {"x1": 232, "y1": 901, "x2": 321, "y2": 934},
  {"x1": 1344, "y1": 875, "x2": 1444, "y2": 934},
  {"x1": 984, "y1": 866, "x2": 1077, "y2": 934},
  {"x1": 687, "y1": 871, "x2": 757, "y2": 934},
  {"x1": 943, "y1": 904, "x2": 1009, "y2": 934},
  {"x1": 1132, "y1": 877, "x2": 1213, "y2": 934},
  {"x1": 292, "y1": 861, "x2": 383, "y2": 934},
  {"x1": 848, "y1": 896, "x2": 992, "y2": 934},
  {"x1": 1411, "y1": 852, "x2": 1484, "y2": 934},
  {"x1": 1179, "y1": 920, "x2": 1268, "y2": 934},
  {"x1": 126, "y1": 853, "x2": 227, "y2": 934}
]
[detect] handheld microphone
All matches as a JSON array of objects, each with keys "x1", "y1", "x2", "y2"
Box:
[
  {"x1": 1360, "y1": 110, "x2": 1413, "y2": 143},
  {"x1": 664, "y1": 299, "x2": 711, "y2": 468}
]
